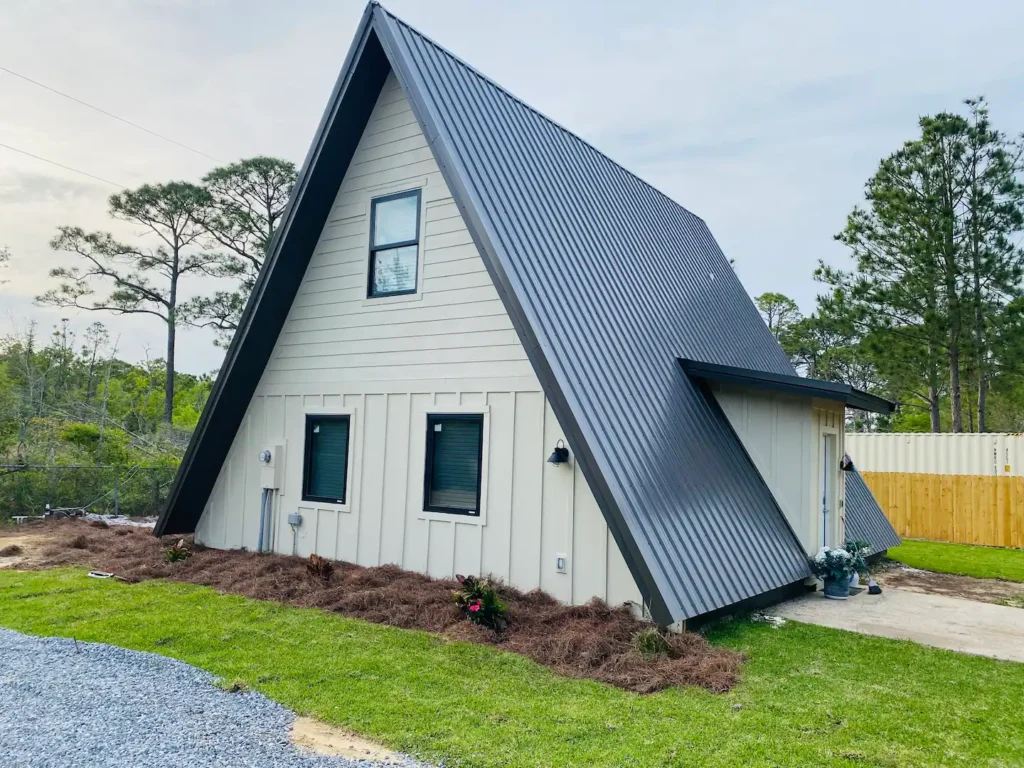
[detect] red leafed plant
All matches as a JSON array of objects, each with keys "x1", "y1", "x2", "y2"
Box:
[
  {"x1": 164, "y1": 539, "x2": 192, "y2": 563},
  {"x1": 453, "y1": 574, "x2": 508, "y2": 632},
  {"x1": 306, "y1": 553, "x2": 334, "y2": 582}
]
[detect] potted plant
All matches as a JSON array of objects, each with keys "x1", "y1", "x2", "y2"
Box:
[
  {"x1": 809, "y1": 546, "x2": 856, "y2": 599},
  {"x1": 844, "y1": 539, "x2": 872, "y2": 588}
]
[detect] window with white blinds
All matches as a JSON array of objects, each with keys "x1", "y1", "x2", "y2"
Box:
[
  {"x1": 423, "y1": 414, "x2": 484, "y2": 515},
  {"x1": 303, "y1": 415, "x2": 351, "y2": 504}
]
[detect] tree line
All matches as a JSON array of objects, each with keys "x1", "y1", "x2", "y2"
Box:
[
  {"x1": 0, "y1": 319, "x2": 209, "y2": 517},
  {"x1": 757, "y1": 98, "x2": 1024, "y2": 433},
  {"x1": 0, "y1": 319, "x2": 211, "y2": 466},
  {"x1": 36, "y1": 157, "x2": 296, "y2": 424}
]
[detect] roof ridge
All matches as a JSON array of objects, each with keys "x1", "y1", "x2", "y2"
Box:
[{"x1": 376, "y1": 4, "x2": 704, "y2": 224}]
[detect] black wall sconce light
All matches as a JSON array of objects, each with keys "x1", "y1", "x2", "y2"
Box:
[
  {"x1": 548, "y1": 439, "x2": 570, "y2": 465},
  {"x1": 840, "y1": 454, "x2": 854, "y2": 472}
]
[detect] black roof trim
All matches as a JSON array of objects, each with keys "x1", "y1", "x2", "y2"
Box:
[{"x1": 679, "y1": 359, "x2": 896, "y2": 414}]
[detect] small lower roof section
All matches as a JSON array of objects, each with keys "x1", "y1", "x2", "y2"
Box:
[
  {"x1": 844, "y1": 464, "x2": 902, "y2": 552},
  {"x1": 679, "y1": 359, "x2": 895, "y2": 414}
]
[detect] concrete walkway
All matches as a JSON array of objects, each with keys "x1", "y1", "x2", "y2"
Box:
[{"x1": 772, "y1": 587, "x2": 1024, "y2": 663}]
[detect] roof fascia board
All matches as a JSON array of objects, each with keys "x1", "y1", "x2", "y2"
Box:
[
  {"x1": 679, "y1": 358, "x2": 895, "y2": 415},
  {"x1": 371, "y1": 8, "x2": 675, "y2": 623},
  {"x1": 156, "y1": 6, "x2": 384, "y2": 536}
]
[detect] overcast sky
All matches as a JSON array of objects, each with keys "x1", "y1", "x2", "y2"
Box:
[{"x1": 3, "y1": 1, "x2": 1024, "y2": 374}]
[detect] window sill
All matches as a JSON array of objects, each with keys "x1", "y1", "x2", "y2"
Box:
[
  {"x1": 300, "y1": 498, "x2": 353, "y2": 514},
  {"x1": 360, "y1": 291, "x2": 424, "y2": 308},
  {"x1": 417, "y1": 510, "x2": 486, "y2": 526}
]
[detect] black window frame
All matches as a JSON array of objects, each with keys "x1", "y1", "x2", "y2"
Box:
[
  {"x1": 302, "y1": 414, "x2": 352, "y2": 505},
  {"x1": 422, "y1": 413, "x2": 485, "y2": 516},
  {"x1": 367, "y1": 188, "x2": 422, "y2": 299}
]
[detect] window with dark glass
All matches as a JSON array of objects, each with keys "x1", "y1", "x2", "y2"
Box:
[
  {"x1": 368, "y1": 189, "x2": 421, "y2": 297},
  {"x1": 302, "y1": 415, "x2": 351, "y2": 504},
  {"x1": 423, "y1": 414, "x2": 484, "y2": 515}
]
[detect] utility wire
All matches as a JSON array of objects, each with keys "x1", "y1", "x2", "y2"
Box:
[
  {"x1": 0, "y1": 141, "x2": 125, "y2": 188},
  {"x1": 0, "y1": 64, "x2": 219, "y2": 162}
]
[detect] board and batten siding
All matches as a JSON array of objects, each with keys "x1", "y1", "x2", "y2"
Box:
[
  {"x1": 194, "y1": 72, "x2": 643, "y2": 611},
  {"x1": 712, "y1": 384, "x2": 846, "y2": 553}
]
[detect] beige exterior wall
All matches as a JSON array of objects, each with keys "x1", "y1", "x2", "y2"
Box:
[
  {"x1": 194, "y1": 72, "x2": 643, "y2": 611},
  {"x1": 712, "y1": 384, "x2": 846, "y2": 553}
]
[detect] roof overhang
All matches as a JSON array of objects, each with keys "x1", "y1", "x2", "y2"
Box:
[{"x1": 679, "y1": 358, "x2": 896, "y2": 414}]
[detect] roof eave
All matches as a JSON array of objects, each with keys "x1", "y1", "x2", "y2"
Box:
[{"x1": 678, "y1": 358, "x2": 895, "y2": 415}]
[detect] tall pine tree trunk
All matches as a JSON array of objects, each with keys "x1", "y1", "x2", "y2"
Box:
[
  {"x1": 929, "y1": 383, "x2": 941, "y2": 431},
  {"x1": 164, "y1": 267, "x2": 177, "y2": 425},
  {"x1": 978, "y1": 375, "x2": 987, "y2": 433},
  {"x1": 164, "y1": 317, "x2": 175, "y2": 424},
  {"x1": 949, "y1": 342, "x2": 963, "y2": 432}
]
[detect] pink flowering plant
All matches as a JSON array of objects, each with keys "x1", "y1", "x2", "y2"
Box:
[{"x1": 453, "y1": 574, "x2": 509, "y2": 631}]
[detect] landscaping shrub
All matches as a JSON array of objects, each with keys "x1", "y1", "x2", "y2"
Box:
[
  {"x1": 454, "y1": 574, "x2": 508, "y2": 631},
  {"x1": 631, "y1": 626, "x2": 669, "y2": 659},
  {"x1": 306, "y1": 553, "x2": 333, "y2": 582},
  {"x1": 164, "y1": 539, "x2": 191, "y2": 563},
  {"x1": 6, "y1": 521, "x2": 743, "y2": 694}
]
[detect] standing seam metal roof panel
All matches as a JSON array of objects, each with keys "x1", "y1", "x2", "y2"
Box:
[
  {"x1": 375, "y1": 7, "x2": 811, "y2": 620},
  {"x1": 845, "y1": 467, "x2": 902, "y2": 552}
]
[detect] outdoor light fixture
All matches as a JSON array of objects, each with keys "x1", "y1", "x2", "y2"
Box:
[
  {"x1": 547, "y1": 439, "x2": 569, "y2": 465},
  {"x1": 840, "y1": 455, "x2": 854, "y2": 472}
]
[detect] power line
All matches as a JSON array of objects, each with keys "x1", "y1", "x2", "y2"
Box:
[
  {"x1": 0, "y1": 64, "x2": 219, "y2": 162},
  {"x1": 0, "y1": 141, "x2": 125, "y2": 188}
]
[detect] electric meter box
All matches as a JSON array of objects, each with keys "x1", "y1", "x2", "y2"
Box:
[{"x1": 259, "y1": 443, "x2": 285, "y2": 490}]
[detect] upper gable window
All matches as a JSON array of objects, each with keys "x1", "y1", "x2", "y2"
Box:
[{"x1": 368, "y1": 189, "x2": 421, "y2": 298}]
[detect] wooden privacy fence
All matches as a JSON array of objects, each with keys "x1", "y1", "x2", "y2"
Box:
[{"x1": 846, "y1": 433, "x2": 1024, "y2": 549}]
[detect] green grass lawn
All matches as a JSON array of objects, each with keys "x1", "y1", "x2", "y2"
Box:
[
  {"x1": 2, "y1": 570, "x2": 1023, "y2": 767},
  {"x1": 888, "y1": 539, "x2": 1024, "y2": 582}
]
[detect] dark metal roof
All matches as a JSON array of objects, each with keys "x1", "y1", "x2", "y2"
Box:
[
  {"x1": 844, "y1": 462, "x2": 901, "y2": 552},
  {"x1": 680, "y1": 359, "x2": 896, "y2": 414},
  {"x1": 159, "y1": 2, "x2": 814, "y2": 623}
]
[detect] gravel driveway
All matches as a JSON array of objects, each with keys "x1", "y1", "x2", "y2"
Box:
[{"x1": 0, "y1": 629, "x2": 431, "y2": 768}]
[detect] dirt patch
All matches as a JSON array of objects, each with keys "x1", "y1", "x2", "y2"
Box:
[
  {"x1": 0, "y1": 533, "x2": 46, "y2": 569},
  {"x1": 4, "y1": 521, "x2": 742, "y2": 694},
  {"x1": 290, "y1": 717, "x2": 400, "y2": 762},
  {"x1": 876, "y1": 559, "x2": 1024, "y2": 606}
]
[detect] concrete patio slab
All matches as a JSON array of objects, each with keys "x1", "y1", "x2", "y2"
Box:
[{"x1": 772, "y1": 587, "x2": 1024, "y2": 663}]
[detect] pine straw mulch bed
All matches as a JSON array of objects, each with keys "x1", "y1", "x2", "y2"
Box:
[{"x1": 6, "y1": 520, "x2": 743, "y2": 694}]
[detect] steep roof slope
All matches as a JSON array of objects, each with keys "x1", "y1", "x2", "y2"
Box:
[
  {"x1": 844, "y1": 465, "x2": 902, "y2": 552},
  {"x1": 159, "y1": 2, "x2": 812, "y2": 622}
]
